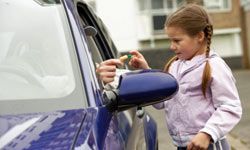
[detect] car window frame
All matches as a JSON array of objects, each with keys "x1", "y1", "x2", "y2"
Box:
[{"x1": 75, "y1": 2, "x2": 120, "y2": 105}]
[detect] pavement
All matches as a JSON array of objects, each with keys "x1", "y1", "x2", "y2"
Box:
[{"x1": 146, "y1": 69, "x2": 250, "y2": 150}]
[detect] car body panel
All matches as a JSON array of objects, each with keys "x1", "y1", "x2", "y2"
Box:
[
  {"x1": 0, "y1": 0, "x2": 161, "y2": 149},
  {"x1": 0, "y1": 109, "x2": 87, "y2": 149}
]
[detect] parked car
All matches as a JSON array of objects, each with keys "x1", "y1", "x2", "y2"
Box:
[{"x1": 0, "y1": 0, "x2": 178, "y2": 150}]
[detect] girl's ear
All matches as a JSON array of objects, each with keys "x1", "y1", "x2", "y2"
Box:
[{"x1": 197, "y1": 31, "x2": 205, "y2": 43}]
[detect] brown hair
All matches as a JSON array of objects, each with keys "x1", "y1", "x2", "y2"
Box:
[{"x1": 163, "y1": 4, "x2": 213, "y2": 97}]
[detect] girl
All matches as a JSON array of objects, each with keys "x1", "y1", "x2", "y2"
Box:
[{"x1": 96, "y1": 4, "x2": 242, "y2": 150}]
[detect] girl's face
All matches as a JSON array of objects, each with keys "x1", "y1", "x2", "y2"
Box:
[{"x1": 166, "y1": 26, "x2": 206, "y2": 60}]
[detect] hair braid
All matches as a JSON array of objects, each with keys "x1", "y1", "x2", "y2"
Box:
[
  {"x1": 163, "y1": 56, "x2": 178, "y2": 72},
  {"x1": 205, "y1": 24, "x2": 213, "y2": 56},
  {"x1": 201, "y1": 24, "x2": 213, "y2": 97}
]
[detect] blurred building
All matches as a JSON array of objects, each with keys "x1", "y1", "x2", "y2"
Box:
[
  {"x1": 241, "y1": 0, "x2": 250, "y2": 68},
  {"x1": 88, "y1": 0, "x2": 248, "y2": 69}
]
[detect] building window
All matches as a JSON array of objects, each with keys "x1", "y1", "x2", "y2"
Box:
[
  {"x1": 152, "y1": 0, "x2": 164, "y2": 10},
  {"x1": 138, "y1": 0, "x2": 186, "y2": 34},
  {"x1": 152, "y1": 15, "x2": 166, "y2": 31},
  {"x1": 203, "y1": 0, "x2": 231, "y2": 11}
]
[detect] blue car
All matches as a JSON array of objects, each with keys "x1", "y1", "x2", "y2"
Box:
[{"x1": 0, "y1": 0, "x2": 178, "y2": 150}]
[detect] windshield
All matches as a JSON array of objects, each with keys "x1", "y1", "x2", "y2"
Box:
[{"x1": 0, "y1": 0, "x2": 75, "y2": 100}]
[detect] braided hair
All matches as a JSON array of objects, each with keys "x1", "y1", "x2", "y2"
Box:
[
  {"x1": 163, "y1": 4, "x2": 213, "y2": 97},
  {"x1": 202, "y1": 24, "x2": 213, "y2": 97}
]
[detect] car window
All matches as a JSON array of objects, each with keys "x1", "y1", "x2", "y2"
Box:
[
  {"x1": 77, "y1": 3, "x2": 111, "y2": 90},
  {"x1": 0, "y1": 0, "x2": 87, "y2": 114},
  {"x1": 0, "y1": 1, "x2": 75, "y2": 99},
  {"x1": 76, "y1": 3, "x2": 120, "y2": 59}
]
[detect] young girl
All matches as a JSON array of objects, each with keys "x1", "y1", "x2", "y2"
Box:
[{"x1": 96, "y1": 4, "x2": 242, "y2": 150}]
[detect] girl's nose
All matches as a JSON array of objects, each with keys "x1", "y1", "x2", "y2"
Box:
[{"x1": 170, "y1": 42, "x2": 176, "y2": 51}]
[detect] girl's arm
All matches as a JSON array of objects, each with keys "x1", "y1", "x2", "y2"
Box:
[{"x1": 199, "y1": 57, "x2": 242, "y2": 143}]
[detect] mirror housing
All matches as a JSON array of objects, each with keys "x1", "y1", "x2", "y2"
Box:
[{"x1": 105, "y1": 69, "x2": 178, "y2": 112}]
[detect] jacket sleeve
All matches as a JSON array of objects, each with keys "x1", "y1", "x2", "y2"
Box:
[{"x1": 200, "y1": 58, "x2": 242, "y2": 142}]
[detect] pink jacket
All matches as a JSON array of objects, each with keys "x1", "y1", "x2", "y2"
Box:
[{"x1": 153, "y1": 51, "x2": 242, "y2": 147}]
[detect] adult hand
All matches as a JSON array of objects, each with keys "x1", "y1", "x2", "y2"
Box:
[
  {"x1": 187, "y1": 132, "x2": 211, "y2": 150},
  {"x1": 129, "y1": 50, "x2": 150, "y2": 69},
  {"x1": 96, "y1": 59, "x2": 123, "y2": 84}
]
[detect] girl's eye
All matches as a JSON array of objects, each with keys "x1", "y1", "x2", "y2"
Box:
[{"x1": 173, "y1": 39, "x2": 180, "y2": 43}]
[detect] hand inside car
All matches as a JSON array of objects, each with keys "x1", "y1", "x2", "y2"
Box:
[
  {"x1": 96, "y1": 59, "x2": 123, "y2": 84},
  {"x1": 96, "y1": 50, "x2": 150, "y2": 84}
]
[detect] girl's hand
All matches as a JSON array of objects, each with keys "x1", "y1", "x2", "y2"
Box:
[
  {"x1": 96, "y1": 59, "x2": 123, "y2": 84},
  {"x1": 128, "y1": 50, "x2": 150, "y2": 69},
  {"x1": 187, "y1": 132, "x2": 211, "y2": 150}
]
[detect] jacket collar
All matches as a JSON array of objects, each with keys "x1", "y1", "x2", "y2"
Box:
[{"x1": 176, "y1": 51, "x2": 218, "y2": 77}]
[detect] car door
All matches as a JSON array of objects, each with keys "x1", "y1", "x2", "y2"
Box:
[
  {"x1": 0, "y1": 0, "x2": 97, "y2": 149},
  {"x1": 0, "y1": 0, "x2": 160, "y2": 149},
  {"x1": 63, "y1": 0, "x2": 150, "y2": 149}
]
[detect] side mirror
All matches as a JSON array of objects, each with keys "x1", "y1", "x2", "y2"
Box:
[{"x1": 104, "y1": 69, "x2": 178, "y2": 112}]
